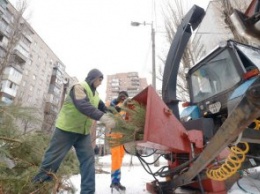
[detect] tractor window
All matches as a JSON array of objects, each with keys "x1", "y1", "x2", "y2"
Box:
[
  {"x1": 191, "y1": 49, "x2": 240, "y2": 103},
  {"x1": 236, "y1": 45, "x2": 260, "y2": 70}
]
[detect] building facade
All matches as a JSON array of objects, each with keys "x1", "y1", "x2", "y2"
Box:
[
  {"x1": 106, "y1": 72, "x2": 148, "y2": 102},
  {"x1": 101, "y1": 72, "x2": 148, "y2": 154},
  {"x1": 192, "y1": 0, "x2": 251, "y2": 62},
  {"x1": 0, "y1": 1, "x2": 76, "y2": 133}
]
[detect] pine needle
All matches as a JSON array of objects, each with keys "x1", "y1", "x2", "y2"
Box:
[
  {"x1": 106, "y1": 100, "x2": 146, "y2": 147},
  {"x1": 0, "y1": 104, "x2": 78, "y2": 193}
]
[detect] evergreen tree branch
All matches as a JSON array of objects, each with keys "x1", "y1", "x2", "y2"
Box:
[{"x1": 0, "y1": 136, "x2": 22, "y2": 143}]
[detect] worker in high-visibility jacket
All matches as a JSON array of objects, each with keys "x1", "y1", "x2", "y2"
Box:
[
  {"x1": 109, "y1": 91, "x2": 129, "y2": 192},
  {"x1": 32, "y1": 69, "x2": 116, "y2": 194}
]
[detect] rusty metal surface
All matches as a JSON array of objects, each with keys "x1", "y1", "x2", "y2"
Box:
[{"x1": 171, "y1": 79, "x2": 260, "y2": 189}]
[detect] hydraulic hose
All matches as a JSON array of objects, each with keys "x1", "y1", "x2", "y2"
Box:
[{"x1": 206, "y1": 142, "x2": 249, "y2": 181}]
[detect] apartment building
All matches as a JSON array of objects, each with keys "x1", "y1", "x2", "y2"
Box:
[
  {"x1": 106, "y1": 72, "x2": 148, "y2": 102},
  {"x1": 98, "y1": 72, "x2": 148, "y2": 154},
  {"x1": 0, "y1": 1, "x2": 76, "y2": 132}
]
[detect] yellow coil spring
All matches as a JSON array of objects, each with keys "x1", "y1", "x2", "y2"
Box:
[
  {"x1": 252, "y1": 119, "x2": 260, "y2": 130},
  {"x1": 206, "y1": 142, "x2": 249, "y2": 181}
]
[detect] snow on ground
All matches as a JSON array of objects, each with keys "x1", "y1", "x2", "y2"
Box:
[
  {"x1": 228, "y1": 176, "x2": 260, "y2": 194},
  {"x1": 70, "y1": 153, "x2": 168, "y2": 194},
  {"x1": 70, "y1": 154, "x2": 260, "y2": 194}
]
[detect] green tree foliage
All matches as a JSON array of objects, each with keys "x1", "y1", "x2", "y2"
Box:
[
  {"x1": 106, "y1": 100, "x2": 146, "y2": 148},
  {"x1": 0, "y1": 103, "x2": 79, "y2": 194}
]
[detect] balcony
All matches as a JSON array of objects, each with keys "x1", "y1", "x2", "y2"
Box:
[
  {"x1": 2, "y1": 67, "x2": 22, "y2": 85},
  {"x1": 48, "y1": 84, "x2": 61, "y2": 97},
  {"x1": 23, "y1": 33, "x2": 33, "y2": 44},
  {"x1": 127, "y1": 72, "x2": 138, "y2": 78},
  {"x1": 131, "y1": 77, "x2": 140, "y2": 81},
  {"x1": 0, "y1": 4, "x2": 6, "y2": 14},
  {"x1": 127, "y1": 92, "x2": 138, "y2": 98},
  {"x1": 50, "y1": 75, "x2": 63, "y2": 88},
  {"x1": 127, "y1": 87, "x2": 139, "y2": 91},
  {"x1": 13, "y1": 41, "x2": 30, "y2": 63},
  {"x1": 0, "y1": 21, "x2": 8, "y2": 37},
  {"x1": 44, "y1": 102, "x2": 59, "y2": 114},
  {"x1": 1, "y1": 14, "x2": 11, "y2": 24},
  {"x1": 2, "y1": 73, "x2": 22, "y2": 85},
  {"x1": 54, "y1": 61, "x2": 65, "y2": 73},
  {"x1": 0, "y1": 36, "x2": 8, "y2": 49},
  {"x1": 131, "y1": 83, "x2": 140, "y2": 86},
  {"x1": 13, "y1": 47, "x2": 28, "y2": 63},
  {"x1": 0, "y1": 95, "x2": 13, "y2": 104},
  {"x1": 1, "y1": 86, "x2": 17, "y2": 97},
  {"x1": 46, "y1": 93, "x2": 54, "y2": 103},
  {"x1": 111, "y1": 86, "x2": 120, "y2": 92},
  {"x1": 52, "y1": 68, "x2": 63, "y2": 79}
]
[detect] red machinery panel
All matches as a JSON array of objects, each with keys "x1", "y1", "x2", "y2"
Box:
[
  {"x1": 245, "y1": 0, "x2": 258, "y2": 17},
  {"x1": 132, "y1": 85, "x2": 192, "y2": 153}
]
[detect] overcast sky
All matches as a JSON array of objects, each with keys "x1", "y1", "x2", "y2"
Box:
[{"x1": 9, "y1": 0, "x2": 209, "y2": 99}]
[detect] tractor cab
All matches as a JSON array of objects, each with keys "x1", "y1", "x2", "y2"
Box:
[{"x1": 186, "y1": 40, "x2": 260, "y2": 119}]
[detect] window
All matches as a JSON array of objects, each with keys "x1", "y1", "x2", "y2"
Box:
[
  {"x1": 53, "y1": 96, "x2": 59, "y2": 105},
  {"x1": 9, "y1": 82, "x2": 13, "y2": 88},
  {"x1": 5, "y1": 9, "x2": 14, "y2": 23},
  {"x1": 56, "y1": 78, "x2": 63, "y2": 85},
  {"x1": 12, "y1": 69, "x2": 19, "y2": 77},
  {"x1": 6, "y1": 25, "x2": 12, "y2": 33},
  {"x1": 27, "y1": 96, "x2": 32, "y2": 103},
  {"x1": 0, "y1": 20, "x2": 8, "y2": 31},
  {"x1": 0, "y1": 34, "x2": 3, "y2": 42},
  {"x1": 20, "y1": 91, "x2": 24, "y2": 97},
  {"x1": 51, "y1": 85, "x2": 61, "y2": 96},
  {"x1": 21, "y1": 35, "x2": 31, "y2": 47},
  {"x1": 27, "y1": 59, "x2": 32, "y2": 66},
  {"x1": 5, "y1": 81, "x2": 17, "y2": 91},
  {"x1": 24, "y1": 69, "x2": 28, "y2": 75},
  {"x1": 38, "y1": 80, "x2": 42, "y2": 86},
  {"x1": 191, "y1": 49, "x2": 240, "y2": 103},
  {"x1": 55, "y1": 69, "x2": 62, "y2": 77},
  {"x1": 111, "y1": 82, "x2": 119, "y2": 86},
  {"x1": 0, "y1": 48, "x2": 5, "y2": 58}
]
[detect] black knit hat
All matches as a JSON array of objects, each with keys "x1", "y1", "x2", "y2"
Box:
[
  {"x1": 118, "y1": 91, "x2": 128, "y2": 97},
  {"x1": 85, "y1": 69, "x2": 103, "y2": 85}
]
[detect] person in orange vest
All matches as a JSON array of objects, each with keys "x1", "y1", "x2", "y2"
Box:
[{"x1": 109, "y1": 91, "x2": 129, "y2": 192}]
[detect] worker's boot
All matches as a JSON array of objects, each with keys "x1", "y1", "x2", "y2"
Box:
[
  {"x1": 110, "y1": 182, "x2": 126, "y2": 193},
  {"x1": 111, "y1": 169, "x2": 126, "y2": 193}
]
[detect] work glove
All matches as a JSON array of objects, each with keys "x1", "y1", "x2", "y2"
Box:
[
  {"x1": 100, "y1": 113, "x2": 116, "y2": 128},
  {"x1": 123, "y1": 98, "x2": 132, "y2": 106},
  {"x1": 115, "y1": 106, "x2": 121, "y2": 112}
]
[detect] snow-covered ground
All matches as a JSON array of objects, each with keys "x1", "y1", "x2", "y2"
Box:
[
  {"x1": 70, "y1": 154, "x2": 167, "y2": 194},
  {"x1": 69, "y1": 154, "x2": 260, "y2": 194}
]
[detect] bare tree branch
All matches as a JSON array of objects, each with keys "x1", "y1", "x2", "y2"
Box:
[
  {"x1": 160, "y1": 0, "x2": 200, "y2": 101},
  {"x1": 0, "y1": 0, "x2": 29, "y2": 76},
  {"x1": 160, "y1": 0, "x2": 251, "y2": 102}
]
